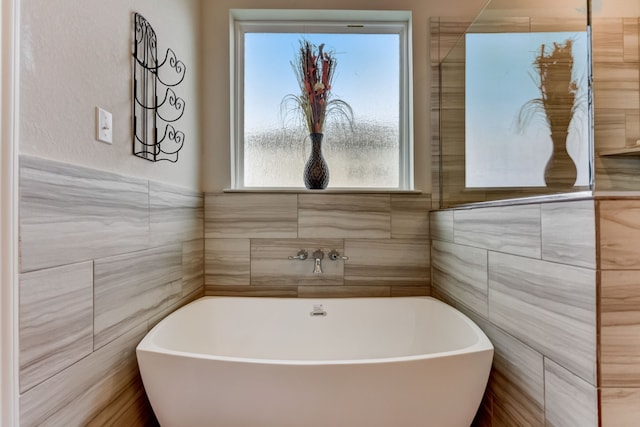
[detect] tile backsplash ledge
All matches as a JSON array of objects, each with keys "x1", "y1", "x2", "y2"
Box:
[{"x1": 204, "y1": 192, "x2": 431, "y2": 298}]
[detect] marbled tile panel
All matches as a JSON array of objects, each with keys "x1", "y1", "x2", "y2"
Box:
[
  {"x1": 440, "y1": 62, "x2": 465, "y2": 110},
  {"x1": 434, "y1": 19, "x2": 472, "y2": 62},
  {"x1": 251, "y1": 239, "x2": 343, "y2": 286},
  {"x1": 601, "y1": 388, "x2": 640, "y2": 426},
  {"x1": 544, "y1": 358, "x2": 598, "y2": 427},
  {"x1": 430, "y1": 19, "x2": 442, "y2": 209},
  {"x1": 94, "y1": 245, "x2": 182, "y2": 349},
  {"x1": 344, "y1": 239, "x2": 429, "y2": 287},
  {"x1": 431, "y1": 240, "x2": 488, "y2": 317},
  {"x1": 454, "y1": 205, "x2": 541, "y2": 258},
  {"x1": 599, "y1": 199, "x2": 640, "y2": 269},
  {"x1": 440, "y1": 154, "x2": 465, "y2": 194},
  {"x1": 486, "y1": 336, "x2": 544, "y2": 426},
  {"x1": 430, "y1": 158, "x2": 441, "y2": 210},
  {"x1": 390, "y1": 195, "x2": 430, "y2": 239},
  {"x1": 489, "y1": 369, "x2": 542, "y2": 427},
  {"x1": 595, "y1": 157, "x2": 640, "y2": 191},
  {"x1": 205, "y1": 284, "x2": 298, "y2": 297},
  {"x1": 467, "y1": 17, "x2": 530, "y2": 34},
  {"x1": 462, "y1": 309, "x2": 544, "y2": 426},
  {"x1": 182, "y1": 239, "x2": 204, "y2": 297},
  {"x1": 204, "y1": 193, "x2": 297, "y2": 238},
  {"x1": 488, "y1": 252, "x2": 596, "y2": 384},
  {"x1": 438, "y1": 34, "x2": 465, "y2": 63},
  {"x1": 85, "y1": 374, "x2": 156, "y2": 427},
  {"x1": 298, "y1": 194, "x2": 391, "y2": 239},
  {"x1": 541, "y1": 200, "x2": 596, "y2": 268},
  {"x1": 204, "y1": 239, "x2": 250, "y2": 287},
  {"x1": 19, "y1": 261, "x2": 94, "y2": 393},
  {"x1": 147, "y1": 289, "x2": 203, "y2": 331},
  {"x1": 429, "y1": 18, "x2": 440, "y2": 61},
  {"x1": 530, "y1": 18, "x2": 587, "y2": 32},
  {"x1": 429, "y1": 287, "x2": 457, "y2": 310},
  {"x1": 623, "y1": 18, "x2": 639, "y2": 62},
  {"x1": 440, "y1": 108, "x2": 464, "y2": 156},
  {"x1": 430, "y1": 210, "x2": 454, "y2": 242},
  {"x1": 19, "y1": 155, "x2": 149, "y2": 272},
  {"x1": 20, "y1": 323, "x2": 147, "y2": 427},
  {"x1": 472, "y1": 394, "x2": 492, "y2": 427},
  {"x1": 592, "y1": 62, "x2": 640, "y2": 110},
  {"x1": 298, "y1": 285, "x2": 390, "y2": 298},
  {"x1": 600, "y1": 269, "x2": 640, "y2": 387},
  {"x1": 149, "y1": 181, "x2": 203, "y2": 246},
  {"x1": 592, "y1": 18, "x2": 625, "y2": 63},
  {"x1": 627, "y1": 110, "x2": 640, "y2": 147},
  {"x1": 390, "y1": 286, "x2": 430, "y2": 297},
  {"x1": 594, "y1": 109, "x2": 627, "y2": 152}
]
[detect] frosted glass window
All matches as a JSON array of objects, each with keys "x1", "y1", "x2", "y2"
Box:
[
  {"x1": 232, "y1": 14, "x2": 411, "y2": 189},
  {"x1": 465, "y1": 32, "x2": 590, "y2": 188}
]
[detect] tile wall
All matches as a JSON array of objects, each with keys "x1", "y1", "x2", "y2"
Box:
[
  {"x1": 204, "y1": 193, "x2": 431, "y2": 298},
  {"x1": 430, "y1": 12, "x2": 640, "y2": 425},
  {"x1": 593, "y1": 17, "x2": 640, "y2": 190},
  {"x1": 18, "y1": 155, "x2": 204, "y2": 426},
  {"x1": 430, "y1": 199, "x2": 599, "y2": 426},
  {"x1": 598, "y1": 198, "x2": 640, "y2": 425}
]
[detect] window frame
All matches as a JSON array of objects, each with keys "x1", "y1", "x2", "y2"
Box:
[{"x1": 229, "y1": 9, "x2": 414, "y2": 190}]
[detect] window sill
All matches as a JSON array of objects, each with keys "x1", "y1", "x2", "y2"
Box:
[{"x1": 223, "y1": 187, "x2": 422, "y2": 195}]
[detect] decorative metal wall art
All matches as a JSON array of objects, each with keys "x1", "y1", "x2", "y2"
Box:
[{"x1": 132, "y1": 13, "x2": 186, "y2": 162}]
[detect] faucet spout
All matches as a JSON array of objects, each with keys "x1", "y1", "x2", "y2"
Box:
[{"x1": 312, "y1": 249, "x2": 324, "y2": 274}]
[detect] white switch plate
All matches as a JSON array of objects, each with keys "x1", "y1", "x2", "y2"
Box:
[{"x1": 96, "y1": 107, "x2": 113, "y2": 144}]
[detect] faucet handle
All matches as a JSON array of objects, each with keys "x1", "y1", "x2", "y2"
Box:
[
  {"x1": 312, "y1": 249, "x2": 324, "y2": 260},
  {"x1": 288, "y1": 249, "x2": 308, "y2": 260},
  {"x1": 328, "y1": 249, "x2": 349, "y2": 261}
]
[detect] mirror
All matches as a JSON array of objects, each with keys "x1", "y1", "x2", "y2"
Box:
[{"x1": 434, "y1": 0, "x2": 592, "y2": 207}]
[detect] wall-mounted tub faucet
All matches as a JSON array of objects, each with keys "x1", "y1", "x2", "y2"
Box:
[{"x1": 312, "y1": 249, "x2": 324, "y2": 274}]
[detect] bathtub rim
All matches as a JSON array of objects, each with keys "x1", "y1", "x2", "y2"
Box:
[{"x1": 136, "y1": 296, "x2": 494, "y2": 366}]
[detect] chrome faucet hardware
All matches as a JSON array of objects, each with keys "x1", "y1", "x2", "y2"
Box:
[
  {"x1": 288, "y1": 249, "x2": 308, "y2": 260},
  {"x1": 312, "y1": 249, "x2": 324, "y2": 274},
  {"x1": 328, "y1": 249, "x2": 349, "y2": 261}
]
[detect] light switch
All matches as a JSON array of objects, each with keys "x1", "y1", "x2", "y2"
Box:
[{"x1": 96, "y1": 107, "x2": 113, "y2": 144}]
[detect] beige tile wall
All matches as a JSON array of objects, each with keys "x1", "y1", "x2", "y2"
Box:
[
  {"x1": 204, "y1": 193, "x2": 430, "y2": 297},
  {"x1": 593, "y1": 18, "x2": 640, "y2": 191},
  {"x1": 18, "y1": 155, "x2": 204, "y2": 426},
  {"x1": 430, "y1": 199, "x2": 598, "y2": 426},
  {"x1": 598, "y1": 198, "x2": 640, "y2": 426},
  {"x1": 430, "y1": 13, "x2": 640, "y2": 426}
]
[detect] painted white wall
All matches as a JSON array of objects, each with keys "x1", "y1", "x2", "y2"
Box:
[
  {"x1": 19, "y1": 0, "x2": 202, "y2": 190},
  {"x1": 200, "y1": 0, "x2": 488, "y2": 192},
  {"x1": 1, "y1": 0, "x2": 19, "y2": 424}
]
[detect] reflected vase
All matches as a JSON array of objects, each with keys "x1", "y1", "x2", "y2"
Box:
[
  {"x1": 544, "y1": 129, "x2": 577, "y2": 188},
  {"x1": 304, "y1": 133, "x2": 329, "y2": 190}
]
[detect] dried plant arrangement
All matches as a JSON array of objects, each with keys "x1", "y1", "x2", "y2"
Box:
[
  {"x1": 516, "y1": 39, "x2": 581, "y2": 187},
  {"x1": 281, "y1": 39, "x2": 354, "y2": 135}
]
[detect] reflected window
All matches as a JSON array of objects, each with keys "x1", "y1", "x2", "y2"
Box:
[{"x1": 465, "y1": 32, "x2": 590, "y2": 188}]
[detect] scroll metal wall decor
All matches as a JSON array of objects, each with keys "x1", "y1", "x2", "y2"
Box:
[{"x1": 132, "y1": 13, "x2": 186, "y2": 162}]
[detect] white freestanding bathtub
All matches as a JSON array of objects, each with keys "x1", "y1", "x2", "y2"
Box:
[{"x1": 137, "y1": 296, "x2": 493, "y2": 427}]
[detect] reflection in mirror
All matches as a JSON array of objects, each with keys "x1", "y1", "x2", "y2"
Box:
[
  {"x1": 434, "y1": 0, "x2": 592, "y2": 208},
  {"x1": 466, "y1": 32, "x2": 589, "y2": 189}
]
